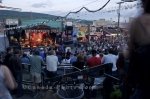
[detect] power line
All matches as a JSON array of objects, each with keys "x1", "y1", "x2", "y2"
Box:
[
  {"x1": 55, "y1": 0, "x2": 101, "y2": 16},
  {"x1": 70, "y1": 0, "x2": 100, "y2": 11},
  {"x1": 4, "y1": 0, "x2": 111, "y2": 30},
  {"x1": 65, "y1": 0, "x2": 111, "y2": 18},
  {"x1": 99, "y1": 2, "x2": 141, "y2": 14}
]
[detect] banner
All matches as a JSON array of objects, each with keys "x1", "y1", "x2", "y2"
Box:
[
  {"x1": 5, "y1": 19, "x2": 19, "y2": 25},
  {"x1": 77, "y1": 26, "x2": 87, "y2": 37},
  {"x1": 78, "y1": 31, "x2": 85, "y2": 37}
]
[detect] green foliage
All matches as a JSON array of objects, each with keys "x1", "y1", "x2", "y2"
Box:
[
  {"x1": 110, "y1": 86, "x2": 122, "y2": 99},
  {"x1": 0, "y1": 10, "x2": 56, "y2": 20}
]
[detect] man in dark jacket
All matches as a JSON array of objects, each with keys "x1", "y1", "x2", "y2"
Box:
[{"x1": 9, "y1": 49, "x2": 23, "y2": 97}]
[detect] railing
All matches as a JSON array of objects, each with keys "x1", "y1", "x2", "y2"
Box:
[
  {"x1": 21, "y1": 63, "x2": 122, "y2": 99},
  {"x1": 22, "y1": 63, "x2": 120, "y2": 87}
]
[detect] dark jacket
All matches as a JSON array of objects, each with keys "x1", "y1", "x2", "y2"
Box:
[
  {"x1": 3, "y1": 53, "x2": 13, "y2": 68},
  {"x1": 128, "y1": 15, "x2": 150, "y2": 89},
  {"x1": 9, "y1": 55, "x2": 22, "y2": 78}
]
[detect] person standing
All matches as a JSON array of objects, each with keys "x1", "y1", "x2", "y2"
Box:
[
  {"x1": 128, "y1": 0, "x2": 150, "y2": 98},
  {"x1": 102, "y1": 48, "x2": 118, "y2": 72},
  {"x1": 30, "y1": 50, "x2": 44, "y2": 86},
  {"x1": 87, "y1": 50, "x2": 101, "y2": 68},
  {"x1": 46, "y1": 50, "x2": 59, "y2": 78},
  {"x1": 9, "y1": 49, "x2": 23, "y2": 97},
  {"x1": 21, "y1": 53, "x2": 30, "y2": 64},
  {"x1": 70, "y1": 54, "x2": 77, "y2": 64},
  {"x1": 72, "y1": 55, "x2": 85, "y2": 70}
]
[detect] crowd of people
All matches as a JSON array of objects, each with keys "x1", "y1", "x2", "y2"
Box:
[
  {"x1": 0, "y1": 0, "x2": 150, "y2": 99},
  {"x1": 0, "y1": 33, "x2": 129, "y2": 99}
]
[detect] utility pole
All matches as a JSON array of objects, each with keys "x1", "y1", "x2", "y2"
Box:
[
  {"x1": 117, "y1": 1, "x2": 124, "y2": 28},
  {"x1": 116, "y1": 0, "x2": 137, "y2": 36},
  {"x1": 119, "y1": 0, "x2": 138, "y2": 26},
  {"x1": 117, "y1": 1, "x2": 124, "y2": 37}
]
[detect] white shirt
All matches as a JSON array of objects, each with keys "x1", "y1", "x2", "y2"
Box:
[
  {"x1": 46, "y1": 55, "x2": 58, "y2": 72},
  {"x1": 102, "y1": 54, "x2": 118, "y2": 71}
]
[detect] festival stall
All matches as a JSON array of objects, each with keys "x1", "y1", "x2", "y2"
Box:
[{"x1": 77, "y1": 26, "x2": 88, "y2": 43}]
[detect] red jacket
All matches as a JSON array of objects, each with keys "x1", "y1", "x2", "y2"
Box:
[{"x1": 87, "y1": 56, "x2": 101, "y2": 68}]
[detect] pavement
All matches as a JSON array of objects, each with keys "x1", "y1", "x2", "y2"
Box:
[
  {"x1": 13, "y1": 92, "x2": 103, "y2": 99},
  {"x1": 12, "y1": 68, "x2": 103, "y2": 99}
]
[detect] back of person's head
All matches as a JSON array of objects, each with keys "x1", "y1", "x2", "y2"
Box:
[
  {"x1": 91, "y1": 50, "x2": 97, "y2": 56},
  {"x1": 142, "y1": 0, "x2": 150, "y2": 13},
  {"x1": 49, "y1": 50, "x2": 55, "y2": 55},
  {"x1": 6, "y1": 47, "x2": 13, "y2": 53},
  {"x1": 48, "y1": 47, "x2": 52, "y2": 51},
  {"x1": 108, "y1": 48, "x2": 114, "y2": 54},
  {"x1": 104, "y1": 49, "x2": 108, "y2": 55},
  {"x1": 77, "y1": 55, "x2": 84, "y2": 62},
  {"x1": 34, "y1": 50, "x2": 40, "y2": 55},
  {"x1": 23, "y1": 53, "x2": 27, "y2": 57},
  {"x1": 14, "y1": 49, "x2": 20, "y2": 55},
  {"x1": 99, "y1": 53, "x2": 104, "y2": 58}
]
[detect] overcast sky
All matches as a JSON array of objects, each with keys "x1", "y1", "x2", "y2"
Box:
[{"x1": 1, "y1": 0, "x2": 141, "y2": 20}]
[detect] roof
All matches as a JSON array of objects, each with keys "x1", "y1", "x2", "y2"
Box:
[
  {"x1": 103, "y1": 27, "x2": 119, "y2": 34},
  {"x1": 21, "y1": 19, "x2": 62, "y2": 29},
  {"x1": 27, "y1": 25, "x2": 51, "y2": 30}
]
